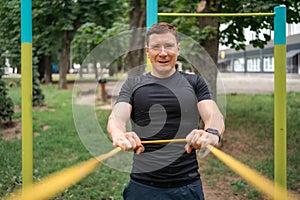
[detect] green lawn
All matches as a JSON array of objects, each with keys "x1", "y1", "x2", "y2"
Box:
[{"x1": 0, "y1": 82, "x2": 299, "y2": 199}]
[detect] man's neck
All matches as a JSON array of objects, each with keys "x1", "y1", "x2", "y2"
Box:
[{"x1": 151, "y1": 69, "x2": 176, "y2": 79}]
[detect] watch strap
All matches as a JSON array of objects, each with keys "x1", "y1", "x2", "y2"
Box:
[{"x1": 205, "y1": 128, "x2": 221, "y2": 143}]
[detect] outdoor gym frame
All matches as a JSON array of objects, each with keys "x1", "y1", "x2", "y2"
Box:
[
  {"x1": 147, "y1": 0, "x2": 287, "y2": 198},
  {"x1": 16, "y1": 0, "x2": 289, "y2": 199}
]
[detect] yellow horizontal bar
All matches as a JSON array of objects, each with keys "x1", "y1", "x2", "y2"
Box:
[{"x1": 158, "y1": 12, "x2": 274, "y2": 17}]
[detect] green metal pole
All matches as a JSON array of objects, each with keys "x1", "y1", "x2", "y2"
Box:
[
  {"x1": 274, "y1": 5, "x2": 287, "y2": 200},
  {"x1": 21, "y1": 0, "x2": 33, "y2": 188}
]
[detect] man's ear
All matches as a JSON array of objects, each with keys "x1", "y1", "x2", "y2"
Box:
[
  {"x1": 145, "y1": 46, "x2": 150, "y2": 57},
  {"x1": 177, "y1": 43, "x2": 181, "y2": 56}
]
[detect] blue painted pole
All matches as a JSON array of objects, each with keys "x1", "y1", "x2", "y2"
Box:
[
  {"x1": 21, "y1": 0, "x2": 33, "y2": 189},
  {"x1": 274, "y1": 5, "x2": 287, "y2": 200},
  {"x1": 146, "y1": 0, "x2": 158, "y2": 72},
  {"x1": 146, "y1": 0, "x2": 158, "y2": 30}
]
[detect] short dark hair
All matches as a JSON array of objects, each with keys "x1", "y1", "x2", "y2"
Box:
[{"x1": 146, "y1": 22, "x2": 179, "y2": 45}]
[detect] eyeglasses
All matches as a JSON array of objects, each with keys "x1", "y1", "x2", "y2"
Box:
[{"x1": 149, "y1": 43, "x2": 177, "y2": 52}]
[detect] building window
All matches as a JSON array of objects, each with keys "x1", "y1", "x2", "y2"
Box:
[
  {"x1": 263, "y1": 56, "x2": 274, "y2": 72},
  {"x1": 247, "y1": 57, "x2": 260, "y2": 72},
  {"x1": 233, "y1": 58, "x2": 245, "y2": 72}
]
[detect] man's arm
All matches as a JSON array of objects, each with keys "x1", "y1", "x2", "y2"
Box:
[
  {"x1": 185, "y1": 99, "x2": 225, "y2": 153},
  {"x1": 107, "y1": 102, "x2": 144, "y2": 154},
  {"x1": 197, "y1": 99, "x2": 225, "y2": 134}
]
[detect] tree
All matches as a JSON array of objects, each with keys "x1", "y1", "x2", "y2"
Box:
[
  {"x1": 0, "y1": 1, "x2": 45, "y2": 108},
  {"x1": 32, "y1": 65, "x2": 45, "y2": 107},
  {"x1": 0, "y1": 0, "x2": 129, "y2": 88},
  {"x1": 32, "y1": 0, "x2": 128, "y2": 89},
  {"x1": 0, "y1": 1, "x2": 21, "y2": 74},
  {"x1": 72, "y1": 20, "x2": 129, "y2": 78},
  {"x1": 0, "y1": 64, "x2": 14, "y2": 122},
  {"x1": 158, "y1": 0, "x2": 300, "y2": 98},
  {"x1": 124, "y1": 0, "x2": 146, "y2": 77}
]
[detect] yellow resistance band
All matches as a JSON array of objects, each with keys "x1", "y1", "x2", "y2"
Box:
[
  {"x1": 141, "y1": 138, "x2": 186, "y2": 144},
  {"x1": 4, "y1": 147, "x2": 121, "y2": 200},
  {"x1": 207, "y1": 144, "x2": 298, "y2": 200},
  {"x1": 3, "y1": 139, "x2": 299, "y2": 200}
]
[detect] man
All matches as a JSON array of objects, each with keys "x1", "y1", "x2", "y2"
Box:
[{"x1": 107, "y1": 22, "x2": 225, "y2": 200}]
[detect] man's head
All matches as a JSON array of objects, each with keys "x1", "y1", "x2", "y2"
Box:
[
  {"x1": 146, "y1": 22, "x2": 180, "y2": 78},
  {"x1": 146, "y1": 22, "x2": 179, "y2": 45}
]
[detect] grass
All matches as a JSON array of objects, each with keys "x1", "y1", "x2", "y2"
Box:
[
  {"x1": 199, "y1": 92, "x2": 300, "y2": 199},
  {"x1": 0, "y1": 83, "x2": 128, "y2": 200},
  {"x1": 0, "y1": 81, "x2": 299, "y2": 200}
]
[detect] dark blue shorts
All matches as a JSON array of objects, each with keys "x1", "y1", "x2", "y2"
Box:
[{"x1": 123, "y1": 179, "x2": 205, "y2": 200}]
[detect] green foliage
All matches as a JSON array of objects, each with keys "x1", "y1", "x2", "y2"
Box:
[
  {"x1": 0, "y1": 1, "x2": 21, "y2": 72},
  {"x1": 0, "y1": 0, "x2": 129, "y2": 89},
  {"x1": 32, "y1": 65, "x2": 45, "y2": 107},
  {"x1": 71, "y1": 9, "x2": 130, "y2": 66},
  {"x1": 0, "y1": 67, "x2": 14, "y2": 122},
  {"x1": 1, "y1": 84, "x2": 129, "y2": 199},
  {"x1": 158, "y1": 0, "x2": 300, "y2": 50},
  {"x1": 230, "y1": 179, "x2": 248, "y2": 193}
]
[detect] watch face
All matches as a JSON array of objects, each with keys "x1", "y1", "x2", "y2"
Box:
[
  {"x1": 206, "y1": 128, "x2": 221, "y2": 143},
  {"x1": 206, "y1": 128, "x2": 219, "y2": 135}
]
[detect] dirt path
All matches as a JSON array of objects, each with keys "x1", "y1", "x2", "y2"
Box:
[
  {"x1": 218, "y1": 73, "x2": 300, "y2": 94},
  {"x1": 75, "y1": 73, "x2": 300, "y2": 108}
]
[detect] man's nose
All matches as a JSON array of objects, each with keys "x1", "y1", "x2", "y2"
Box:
[{"x1": 158, "y1": 47, "x2": 168, "y2": 55}]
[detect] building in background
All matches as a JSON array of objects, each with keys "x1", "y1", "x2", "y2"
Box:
[{"x1": 218, "y1": 23, "x2": 300, "y2": 74}]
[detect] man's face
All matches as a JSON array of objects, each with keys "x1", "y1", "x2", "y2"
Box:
[{"x1": 146, "y1": 32, "x2": 180, "y2": 77}]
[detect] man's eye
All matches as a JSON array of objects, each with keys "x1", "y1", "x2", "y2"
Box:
[
  {"x1": 151, "y1": 45, "x2": 160, "y2": 49},
  {"x1": 165, "y1": 44, "x2": 175, "y2": 49}
]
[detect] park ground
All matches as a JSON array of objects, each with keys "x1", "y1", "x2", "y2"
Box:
[
  {"x1": 1, "y1": 72, "x2": 300, "y2": 200},
  {"x1": 76, "y1": 72, "x2": 300, "y2": 109},
  {"x1": 74, "y1": 72, "x2": 300, "y2": 200}
]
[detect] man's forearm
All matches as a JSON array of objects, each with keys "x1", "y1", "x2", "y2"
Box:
[
  {"x1": 107, "y1": 114, "x2": 126, "y2": 141},
  {"x1": 198, "y1": 100, "x2": 225, "y2": 136}
]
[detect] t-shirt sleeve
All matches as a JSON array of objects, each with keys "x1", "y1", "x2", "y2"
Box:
[
  {"x1": 193, "y1": 75, "x2": 214, "y2": 102},
  {"x1": 116, "y1": 78, "x2": 133, "y2": 105}
]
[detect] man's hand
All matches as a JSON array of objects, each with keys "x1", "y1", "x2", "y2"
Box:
[
  {"x1": 112, "y1": 132, "x2": 145, "y2": 155},
  {"x1": 185, "y1": 129, "x2": 219, "y2": 154}
]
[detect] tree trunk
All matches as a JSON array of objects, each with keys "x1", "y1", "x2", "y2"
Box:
[
  {"x1": 124, "y1": 0, "x2": 146, "y2": 77},
  {"x1": 58, "y1": 31, "x2": 69, "y2": 89},
  {"x1": 38, "y1": 55, "x2": 52, "y2": 84},
  {"x1": 37, "y1": 57, "x2": 45, "y2": 81},
  {"x1": 197, "y1": 0, "x2": 221, "y2": 99},
  {"x1": 43, "y1": 55, "x2": 52, "y2": 84}
]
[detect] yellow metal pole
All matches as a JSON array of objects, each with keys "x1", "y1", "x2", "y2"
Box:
[
  {"x1": 158, "y1": 12, "x2": 274, "y2": 17},
  {"x1": 274, "y1": 5, "x2": 287, "y2": 200},
  {"x1": 21, "y1": 43, "x2": 33, "y2": 187},
  {"x1": 21, "y1": 0, "x2": 33, "y2": 188}
]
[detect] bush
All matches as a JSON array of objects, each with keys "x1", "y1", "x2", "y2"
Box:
[
  {"x1": 0, "y1": 66, "x2": 14, "y2": 121},
  {"x1": 32, "y1": 65, "x2": 45, "y2": 107}
]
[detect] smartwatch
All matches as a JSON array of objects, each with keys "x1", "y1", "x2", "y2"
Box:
[{"x1": 205, "y1": 128, "x2": 221, "y2": 143}]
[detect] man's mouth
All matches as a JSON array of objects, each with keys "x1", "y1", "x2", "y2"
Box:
[{"x1": 158, "y1": 60, "x2": 169, "y2": 64}]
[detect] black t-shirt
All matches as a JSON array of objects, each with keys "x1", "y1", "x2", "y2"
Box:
[{"x1": 116, "y1": 71, "x2": 213, "y2": 187}]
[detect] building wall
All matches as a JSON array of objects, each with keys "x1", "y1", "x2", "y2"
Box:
[{"x1": 218, "y1": 30, "x2": 300, "y2": 74}]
